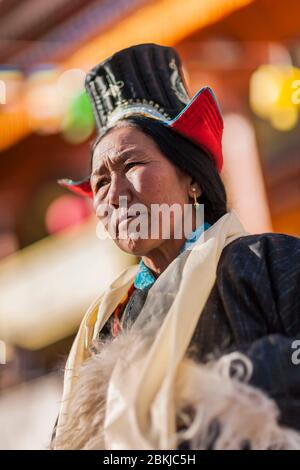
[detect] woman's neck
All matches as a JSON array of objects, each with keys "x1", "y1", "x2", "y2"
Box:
[
  {"x1": 141, "y1": 237, "x2": 185, "y2": 278},
  {"x1": 141, "y1": 210, "x2": 203, "y2": 278}
]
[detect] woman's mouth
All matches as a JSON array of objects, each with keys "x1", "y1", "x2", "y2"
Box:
[
  {"x1": 118, "y1": 215, "x2": 135, "y2": 228},
  {"x1": 116, "y1": 212, "x2": 148, "y2": 238},
  {"x1": 115, "y1": 213, "x2": 138, "y2": 235}
]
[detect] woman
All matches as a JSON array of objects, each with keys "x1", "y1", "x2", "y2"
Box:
[{"x1": 52, "y1": 44, "x2": 300, "y2": 450}]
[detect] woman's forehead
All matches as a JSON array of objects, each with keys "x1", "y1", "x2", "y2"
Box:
[{"x1": 92, "y1": 126, "x2": 153, "y2": 168}]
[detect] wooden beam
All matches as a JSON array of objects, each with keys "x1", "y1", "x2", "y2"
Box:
[{"x1": 0, "y1": 0, "x2": 253, "y2": 150}]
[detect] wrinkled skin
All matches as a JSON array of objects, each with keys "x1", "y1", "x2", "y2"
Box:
[{"x1": 91, "y1": 125, "x2": 202, "y2": 276}]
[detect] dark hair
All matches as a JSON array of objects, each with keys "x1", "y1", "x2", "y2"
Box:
[{"x1": 91, "y1": 115, "x2": 227, "y2": 225}]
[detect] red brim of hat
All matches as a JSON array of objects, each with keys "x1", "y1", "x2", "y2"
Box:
[
  {"x1": 57, "y1": 178, "x2": 93, "y2": 198},
  {"x1": 58, "y1": 86, "x2": 223, "y2": 198},
  {"x1": 165, "y1": 86, "x2": 223, "y2": 173}
]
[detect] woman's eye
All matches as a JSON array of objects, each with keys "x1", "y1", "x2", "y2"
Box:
[
  {"x1": 95, "y1": 179, "x2": 109, "y2": 192},
  {"x1": 125, "y1": 162, "x2": 143, "y2": 171},
  {"x1": 125, "y1": 162, "x2": 137, "y2": 170}
]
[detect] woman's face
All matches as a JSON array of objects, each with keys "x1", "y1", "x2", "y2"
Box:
[{"x1": 91, "y1": 124, "x2": 196, "y2": 255}]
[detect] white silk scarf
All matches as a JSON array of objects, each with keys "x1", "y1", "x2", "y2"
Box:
[{"x1": 55, "y1": 210, "x2": 249, "y2": 449}]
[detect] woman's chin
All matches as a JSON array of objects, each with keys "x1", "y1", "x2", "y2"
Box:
[{"x1": 115, "y1": 235, "x2": 157, "y2": 256}]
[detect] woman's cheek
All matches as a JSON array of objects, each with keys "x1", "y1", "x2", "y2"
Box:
[
  {"x1": 132, "y1": 168, "x2": 165, "y2": 202},
  {"x1": 94, "y1": 198, "x2": 110, "y2": 223}
]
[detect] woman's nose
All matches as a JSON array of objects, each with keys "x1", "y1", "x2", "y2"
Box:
[{"x1": 107, "y1": 174, "x2": 131, "y2": 209}]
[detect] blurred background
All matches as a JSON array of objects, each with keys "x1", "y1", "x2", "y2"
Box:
[{"x1": 0, "y1": 0, "x2": 299, "y2": 449}]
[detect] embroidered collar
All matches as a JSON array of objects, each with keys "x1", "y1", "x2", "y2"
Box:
[{"x1": 134, "y1": 221, "x2": 211, "y2": 290}]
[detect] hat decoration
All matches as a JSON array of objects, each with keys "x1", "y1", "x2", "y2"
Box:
[{"x1": 58, "y1": 43, "x2": 223, "y2": 197}]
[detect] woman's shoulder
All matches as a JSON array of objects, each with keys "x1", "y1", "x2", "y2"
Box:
[
  {"x1": 217, "y1": 231, "x2": 300, "y2": 291},
  {"x1": 214, "y1": 231, "x2": 300, "y2": 337},
  {"x1": 220, "y1": 231, "x2": 300, "y2": 263}
]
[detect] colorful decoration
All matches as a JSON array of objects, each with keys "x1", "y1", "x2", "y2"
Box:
[
  {"x1": 61, "y1": 90, "x2": 95, "y2": 144},
  {"x1": 250, "y1": 64, "x2": 300, "y2": 131}
]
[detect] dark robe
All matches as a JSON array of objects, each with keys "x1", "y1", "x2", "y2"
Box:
[
  {"x1": 51, "y1": 232, "x2": 300, "y2": 448},
  {"x1": 105, "y1": 232, "x2": 300, "y2": 433}
]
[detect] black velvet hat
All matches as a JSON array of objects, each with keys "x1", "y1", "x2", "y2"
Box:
[
  {"x1": 85, "y1": 43, "x2": 191, "y2": 131},
  {"x1": 59, "y1": 43, "x2": 223, "y2": 197}
]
